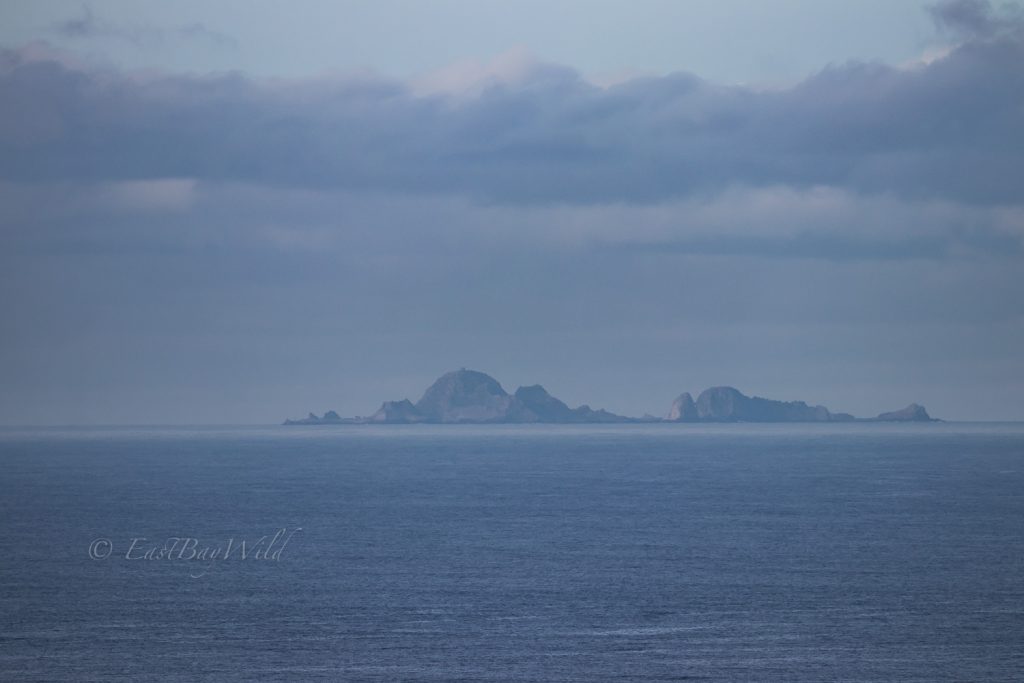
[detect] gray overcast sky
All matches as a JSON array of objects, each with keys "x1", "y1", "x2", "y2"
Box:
[{"x1": 1, "y1": 1, "x2": 1022, "y2": 423}]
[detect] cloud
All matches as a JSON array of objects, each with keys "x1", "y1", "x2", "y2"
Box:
[
  {"x1": 3, "y1": 176, "x2": 1023, "y2": 423},
  {"x1": 3, "y1": 6, "x2": 1024, "y2": 210},
  {"x1": 52, "y1": 5, "x2": 102, "y2": 39},
  {"x1": 2, "y1": 5, "x2": 1024, "y2": 423},
  {"x1": 411, "y1": 47, "x2": 576, "y2": 97},
  {"x1": 2, "y1": 179, "x2": 1017, "y2": 269},
  {"x1": 929, "y1": 0, "x2": 1024, "y2": 39},
  {"x1": 98, "y1": 178, "x2": 197, "y2": 212},
  {"x1": 51, "y1": 5, "x2": 235, "y2": 48}
]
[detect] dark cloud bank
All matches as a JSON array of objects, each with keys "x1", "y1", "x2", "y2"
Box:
[
  {"x1": 0, "y1": 1, "x2": 1022, "y2": 423},
  {"x1": 2, "y1": 0, "x2": 1023, "y2": 206}
]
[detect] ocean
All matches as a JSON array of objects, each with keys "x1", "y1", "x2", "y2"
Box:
[{"x1": 2, "y1": 423, "x2": 1023, "y2": 681}]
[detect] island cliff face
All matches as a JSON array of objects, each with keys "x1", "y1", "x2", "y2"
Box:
[
  {"x1": 411, "y1": 370, "x2": 521, "y2": 423},
  {"x1": 285, "y1": 369, "x2": 938, "y2": 424},
  {"x1": 368, "y1": 399, "x2": 423, "y2": 423},
  {"x1": 875, "y1": 403, "x2": 933, "y2": 422},
  {"x1": 679, "y1": 386, "x2": 834, "y2": 422},
  {"x1": 360, "y1": 370, "x2": 633, "y2": 424},
  {"x1": 663, "y1": 386, "x2": 932, "y2": 423},
  {"x1": 663, "y1": 387, "x2": 937, "y2": 423},
  {"x1": 668, "y1": 393, "x2": 698, "y2": 421}
]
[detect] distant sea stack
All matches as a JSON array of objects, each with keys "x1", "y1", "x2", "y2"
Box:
[
  {"x1": 283, "y1": 410, "x2": 342, "y2": 425},
  {"x1": 670, "y1": 386, "x2": 837, "y2": 422},
  {"x1": 667, "y1": 393, "x2": 698, "y2": 421},
  {"x1": 285, "y1": 369, "x2": 938, "y2": 424},
  {"x1": 875, "y1": 403, "x2": 934, "y2": 422}
]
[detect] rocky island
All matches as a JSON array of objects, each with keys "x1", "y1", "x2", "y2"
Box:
[
  {"x1": 285, "y1": 369, "x2": 937, "y2": 424},
  {"x1": 662, "y1": 386, "x2": 935, "y2": 422},
  {"x1": 286, "y1": 369, "x2": 635, "y2": 425}
]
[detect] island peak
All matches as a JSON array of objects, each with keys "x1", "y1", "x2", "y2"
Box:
[{"x1": 284, "y1": 371, "x2": 940, "y2": 424}]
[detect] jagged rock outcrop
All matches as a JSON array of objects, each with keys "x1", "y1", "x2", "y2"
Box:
[
  {"x1": 666, "y1": 392, "x2": 698, "y2": 422},
  {"x1": 875, "y1": 403, "x2": 934, "y2": 422},
  {"x1": 285, "y1": 369, "x2": 634, "y2": 424},
  {"x1": 665, "y1": 386, "x2": 935, "y2": 422},
  {"x1": 573, "y1": 405, "x2": 634, "y2": 423},
  {"x1": 694, "y1": 386, "x2": 832, "y2": 422},
  {"x1": 284, "y1": 371, "x2": 940, "y2": 424},
  {"x1": 284, "y1": 410, "x2": 344, "y2": 425},
  {"x1": 414, "y1": 369, "x2": 518, "y2": 423},
  {"x1": 511, "y1": 385, "x2": 634, "y2": 423},
  {"x1": 368, "y1": 399, "x2": 425, "y2": 423},
  {"x1": 284, "y1": 412, "x2": 322, "y2": 425},
  {"x1": 514, "y1": 385, "x2": 575, "y2": 422}
]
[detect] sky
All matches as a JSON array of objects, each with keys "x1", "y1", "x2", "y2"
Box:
[{"x1": 0, "y1": 0, "x2": 1022, "y2": 423}]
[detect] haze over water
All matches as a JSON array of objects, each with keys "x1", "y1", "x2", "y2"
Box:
[
  {"x1": 3, "y1": 1, "x2": 1024, "y2": 680},
  {"x1": 2, "y1": 423, "x2": 1023, "y2": 681},
  {"x1": 3, "y1": 1, "x2": 1024, "y2": 424}
]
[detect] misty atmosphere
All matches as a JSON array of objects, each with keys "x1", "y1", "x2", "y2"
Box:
[
  {"x1": 5, "y1": 3, "x2": 1024, "y2": 682},
  {"x1": 1, "y1": 0, "x2": 1022, "y2": 424}
]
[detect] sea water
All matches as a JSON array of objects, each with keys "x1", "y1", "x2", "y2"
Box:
[{"x1": 1, "y1": 423, "x2": 1023, "y2": 681}]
